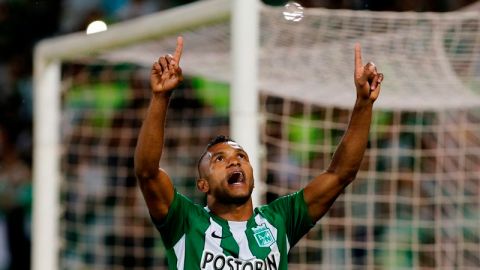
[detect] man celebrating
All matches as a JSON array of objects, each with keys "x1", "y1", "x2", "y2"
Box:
[{"x1": 134, "y1": 36, "x2": 383, "y2": 269}]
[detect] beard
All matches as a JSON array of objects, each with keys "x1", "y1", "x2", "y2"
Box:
[{"x1": 212, "y1": 183, "x2": 254, "y2": 205}]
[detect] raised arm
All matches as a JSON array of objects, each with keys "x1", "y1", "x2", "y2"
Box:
[
  {"x1": 303, "y1": 43, "x2": 384, "y2": 222},
  {"x1": 134, "y1": 36, "x2": 184, "y2": 222}
]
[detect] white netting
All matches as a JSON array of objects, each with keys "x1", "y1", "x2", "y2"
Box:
[
  {"x1": 100, "y1": 5, "x2": 480, "y2": 110},
  {"x1": 52, "y1": 2, "x2": 480, "y2": 270},
  {"x1": 262, "y1": 100, "x2": 480, "y2": 269}
]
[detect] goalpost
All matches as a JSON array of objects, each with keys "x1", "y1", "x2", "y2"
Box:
[{"x1": 33, "y1": 0, "x2": 480, "y2": 269}]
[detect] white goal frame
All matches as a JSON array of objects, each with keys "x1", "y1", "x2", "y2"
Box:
[{"x1": 32, "y1": 0, "x2": 260, "y2": 269}]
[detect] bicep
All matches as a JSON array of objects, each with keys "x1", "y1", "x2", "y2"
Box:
[
  {"x1": 303, "y1": 172, "x2": 346, "y2": 222},
  {"x1": 138, "y1": 168, "x2": 175, "y2": 222}
]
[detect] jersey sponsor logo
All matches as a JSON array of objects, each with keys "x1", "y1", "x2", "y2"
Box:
[
  {"x1": 201, "y1": 250, "x2": 278, "y2": 270},
  {"x1": 251, "y1": 224, "x2": 275, "y2": 247}
]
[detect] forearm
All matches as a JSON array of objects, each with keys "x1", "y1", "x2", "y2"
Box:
[
  {"x1": 327, "y1": 98, "x2": 373, "y2": 184},
  {"x1": 304, "y1": 44, "x2": 382, "y2": 222},
  {"x1": 134, "y1": 92, "x2": 172, "y2": 179}
]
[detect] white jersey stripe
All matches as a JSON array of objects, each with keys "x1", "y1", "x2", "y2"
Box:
[
  {"x1": 173, "y1": 234, "x2": 186, "y2": 270},
  {"x1": 228, "y1": 220, "x2": 254, "y2": 260},
  {"x1": 204, "y1": 218, "x2": 224, "y2": 255},
  {"x1": 286, "y1": 235, "x2": 290, "y2": 253}
]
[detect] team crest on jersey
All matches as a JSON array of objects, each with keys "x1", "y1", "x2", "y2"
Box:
[{"x1": 252, "y1": 224, "x2": 275, "y2": 247}]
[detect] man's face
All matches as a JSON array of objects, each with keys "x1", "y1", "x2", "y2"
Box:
[{"x1": 198, "y1": 141, "x2": 254, "y2": 205}]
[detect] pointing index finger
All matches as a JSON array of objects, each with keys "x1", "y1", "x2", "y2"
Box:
[
  {"x1": 173, "y1": 36, "x2": 184, "y2": 64},
  {"x1": 354, "y1": 43, "x2": 362, "y2": 70}
]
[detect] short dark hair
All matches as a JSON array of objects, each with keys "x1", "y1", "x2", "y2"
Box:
[
  {"x1": 197, "y1": 135, "x2": 236, "y2": 176},
  {"x1": 206, "y1": 135, "x2": 234, "y2": 149}
]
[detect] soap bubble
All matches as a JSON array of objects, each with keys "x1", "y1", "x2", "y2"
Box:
[{"x1": 283, "y1": 1, "x2": 304, "y2": 22}]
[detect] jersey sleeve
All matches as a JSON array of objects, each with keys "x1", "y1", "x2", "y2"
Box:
[
  {"x1": 150, "y1": 190, "x2": 196, "y2": 248},
  {"x1": 264, "y1": 189, "x2": 315, "y2": 247}
]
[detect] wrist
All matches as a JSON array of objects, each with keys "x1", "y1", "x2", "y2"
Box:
[
  {"x1": 152, "y1": 91, "x2": 173, "y2": 100},
  {"x1": 355, "y1": 97, "x2": 374, "y2": 109},
  {"x1": 150, "y1": 91, "x2": 173, "y2": 106}
]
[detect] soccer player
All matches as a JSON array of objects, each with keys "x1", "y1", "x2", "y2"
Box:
[{"x1": 134, "y1": 36, "x2": 384, "y2": 269}]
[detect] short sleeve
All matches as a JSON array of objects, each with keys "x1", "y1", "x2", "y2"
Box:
[
  {"x1": 150, "y1": 190, "x2": 196, "y2": 248},
  {"x1": 263, "y1": 189, "x2": 315, "y2": 247}
]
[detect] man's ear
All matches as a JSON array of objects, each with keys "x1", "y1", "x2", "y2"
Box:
[{"x1": 197, "y1": 178, "x2": 209, "y2": 193}]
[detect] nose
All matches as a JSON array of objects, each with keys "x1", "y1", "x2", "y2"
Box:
[{"x1": 227, "y1": 156, "x2": 240, "y2": 167}]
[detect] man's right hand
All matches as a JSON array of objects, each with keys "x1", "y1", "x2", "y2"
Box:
[
  {"x1": 150, "y1": 36, "x2": 184, "y2": 93},
  {"x1": 354, "y1": 43, "x2": 383, "y2": 103}
]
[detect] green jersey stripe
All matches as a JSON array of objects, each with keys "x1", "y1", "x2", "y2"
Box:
[{"x1": 246, "y1": 217, "x2": 271, "y2": 260}]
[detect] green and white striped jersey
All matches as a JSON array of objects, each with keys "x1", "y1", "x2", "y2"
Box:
[{"x1": 153, "y1": 189, "x2": 314, "y2": 270}]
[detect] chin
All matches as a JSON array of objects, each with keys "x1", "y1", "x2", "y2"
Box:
[
  {"x1": 228, "y1": 195, "x2": 251, "y2": 205},
  {"x1": 217, "y1": 190, "x2": 252, "y2": 205},
  {"x1": 213, "y1": 184, "x2": 254, "y2": 205}
]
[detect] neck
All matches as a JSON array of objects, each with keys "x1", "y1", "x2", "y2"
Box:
[{"x1": 207, "y1": 199, "x2": 254, "y2": 221}]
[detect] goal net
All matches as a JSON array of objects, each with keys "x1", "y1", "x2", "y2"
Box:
[{"x1": 34, "y1": 0, "x2": 480, "y2": 269}]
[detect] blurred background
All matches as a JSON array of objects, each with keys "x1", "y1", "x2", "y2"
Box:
[{"x1": 1, "y1": 0, "x2": 479, "y2": 269}]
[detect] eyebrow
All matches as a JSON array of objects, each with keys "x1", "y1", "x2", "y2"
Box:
[
  {"x1": 210, "y1": 151, "x2": 224, "y2": 159},
  {"x1": 237, "y1": 149, "x2": 248, "y2": 157},
  {"x1": 210, "y1": 151, "x2": 227, "y2": 160},
  {"x1": 210, "y1": 149, "x2": 248, "y2": 160}
]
